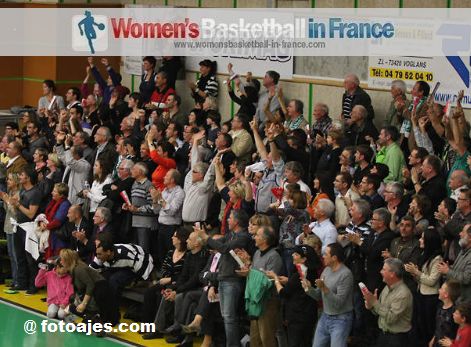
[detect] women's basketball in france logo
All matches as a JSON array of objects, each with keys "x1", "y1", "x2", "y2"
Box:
[{"x1": 72, "y1": 11, "x2": 108, "y2": 54}]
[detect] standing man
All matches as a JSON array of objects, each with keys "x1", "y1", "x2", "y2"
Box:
[
  {"x1": 341, "y1": 73, "x2": 374, "y2": 124},
  {"x1": 11, "y1": 167, "x2": 41, "y2": 294},
  {"x1": 151, "y1": 168, "x2": 185, "y2": 267},
  {"x1": 363, "y1": 258, "x2": 413, "y2": 347},
  {"x1": 308, "y1": 243, "x2": 354, "y2": 347},
  {"x1": 196, "y1": 210, "x2": 252, "y2": 347}
]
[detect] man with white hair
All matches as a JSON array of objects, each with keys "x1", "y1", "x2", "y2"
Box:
[
  {"x1": 124, "y1": 162, "x2": 157, "y2": 254},
  {"x1": 387, "y1": 79, "x2": 409, "y2": 129},
  {"x1": 448, "y1": 169, "x2": 469, "y2": 201},
  {"x1": 308, "y1": 199, "x2": 338, "y2": 254},
  {"x1": 341, "y1": 73, "x2": 374, "y2": 124},
  {"x1": 346, "y1": 105, "x2": 379, "y2": 146},
  {"x1": 312, "y1": 103, "x2": 333, "y2": 135}
]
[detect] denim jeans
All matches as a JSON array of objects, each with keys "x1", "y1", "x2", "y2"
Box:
[
  {"x1": 219, "y1": 280, "x2": 244, "y2": 347},
  {"x1": 6, "y1": 233, "x2": 18, "y2": 286},
  {"x1": 312, "y1": 311, "x2": 353, "y2": 347}
]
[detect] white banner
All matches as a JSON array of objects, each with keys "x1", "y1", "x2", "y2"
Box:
[
  {"x1": 123, "y1": 56, "x2": 143, "y2": 76},
  {"x1": 368, "y1": 56, "x2": 471, "y2": 108},
  {"x1": 368, "y1": 56, "x2": 434, "y2": 90},
  {"x1": 186, "y1": 56, "x2": 293, "y2": 79},
  {"x1": 2, "y1": 9, "x2": 471, "y2": 56}
]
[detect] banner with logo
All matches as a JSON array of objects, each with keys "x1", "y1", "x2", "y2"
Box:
[
  {"x1": 186, "y1": 56, "x2": 293, "y2": 79},
  {"x1": 368, "y1": 56, "x2": 471, "y2": 108},
  {"x1": 1, "y1": 9, "x2": 471, "y2": 56}
]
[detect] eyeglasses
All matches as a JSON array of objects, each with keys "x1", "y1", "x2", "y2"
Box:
[{"x1": 458, "y1": 198, "x2": 470, "y2": 201}]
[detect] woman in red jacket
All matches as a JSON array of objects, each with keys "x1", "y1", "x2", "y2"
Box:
[{"x1": 147, "y1": 128, "x2": 176, "y2": 191}]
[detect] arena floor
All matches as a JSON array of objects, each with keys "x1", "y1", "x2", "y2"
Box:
[{"x1": 0, "y1": 284, "x2": 181, "y2": 347}]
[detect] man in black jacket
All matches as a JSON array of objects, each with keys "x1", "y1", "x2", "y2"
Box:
[
  {"x1": 341, "y1": 74, "x2": 375, "y2": 123},
  {"x1": 60, "y1": 204, "x2": 92, "y2": 262},
  {"x1": 345, "y1": 105, "x2": 379, "y2": 147},
  {"x1": 87, "y1": 126, "x2": 118, "y2": 175},
  {"x1": 102, "y1": 159, "x2": 135, "y2": 243}
]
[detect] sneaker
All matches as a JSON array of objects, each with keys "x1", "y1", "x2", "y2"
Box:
[{"x1": 25, "y1": 287, "x2": 38, "y2": 295}]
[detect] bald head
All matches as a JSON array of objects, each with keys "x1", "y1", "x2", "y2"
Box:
[{"x1": 449, "y1": 170, "x2": 469, "y2": 191}]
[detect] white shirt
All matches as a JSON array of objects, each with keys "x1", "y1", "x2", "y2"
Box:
[
  {"x1": 309, "y1": 218, "x2": 338, "y2": 254},
  {"x1": 6, "y1": 155, "x2": 19, "y2": 168}
]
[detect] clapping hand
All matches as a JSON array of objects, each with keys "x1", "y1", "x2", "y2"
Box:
[{"x1": 437, "y1": 261, "x2": 450, "y2": 274}]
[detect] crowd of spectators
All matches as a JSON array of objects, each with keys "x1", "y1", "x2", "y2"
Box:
[{"x1": 0, "y1": 55, "x2": 470, "y2": 347}]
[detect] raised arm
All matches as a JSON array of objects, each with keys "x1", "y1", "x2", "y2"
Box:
[{"x1": 250, "y1": 119, "x2": 268, "y2": 160}]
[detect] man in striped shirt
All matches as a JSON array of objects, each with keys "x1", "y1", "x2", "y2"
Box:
[
  {"x1": 91, "y1": 239, "x2": 154, "y2": 304},
  {"x1": 341, "y1": 74, "x2": 374, "y2": 125}
]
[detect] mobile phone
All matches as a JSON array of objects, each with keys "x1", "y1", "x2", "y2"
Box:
[
  {"x1": 359, "y1": 282, "x2": 368, "y2": 295},
  {"x1": 195, "y1": 222, "x2": 201, "y2": 229}
]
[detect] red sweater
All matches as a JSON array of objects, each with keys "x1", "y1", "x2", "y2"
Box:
[
  {"x1": 150, "y1": 86, "x2": 175, "y2": 106},
  {"x1": 451, "y1": 325, "x2": 471, "y2": 347},
  {"x1": 149, "y1": 150, "x2": 176, "y2": 191}
]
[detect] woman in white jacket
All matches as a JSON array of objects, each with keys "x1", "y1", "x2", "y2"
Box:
[
  {"x1": 83, "y1": 158, "x2": 112, "y2": 214},
  {"x1": 405, "y1": 227, "x2": 443, "y2": 347}
]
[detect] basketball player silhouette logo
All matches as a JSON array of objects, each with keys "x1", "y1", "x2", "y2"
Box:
[{"x1": 78, "y1": 11, "x2": 106, "y2": 54}]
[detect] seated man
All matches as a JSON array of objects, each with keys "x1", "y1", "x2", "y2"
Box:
[{"x1": 90, "y1": 239, "x2": 154, "y2": 305}]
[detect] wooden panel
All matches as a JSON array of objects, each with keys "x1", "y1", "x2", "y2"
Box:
[
  {"x1": 22, "y1": 80, "x2": 43, "y2": 108},
  {"x1": 0, "y1": 80, "x2": 22, "y2": 109},
  {"x1": 0, "y1": 57, "x2": 23, "y2": 78},
  {"x1": 23, "y1": 57, "x2": 56, "y2": 81}
]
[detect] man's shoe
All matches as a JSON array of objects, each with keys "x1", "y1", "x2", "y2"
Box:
[
  {"x1": 165, "y1": 335, "x2": 184, "y2": 344},
  {"x1": 176, "y1": 335, "x2": 194, "y2": 347},
  {"x1": 25, "y1": 287, "x2": 38, "y2": 295},
  {"x1": 11, "y1": 285, "x2": 28, "y2": 291},
  {"x1": 164, "y1": 324, "x2": 181, "y2": 335},
  {"x1": 142, "y1": 332, "x2": 164, "y2": 340}
]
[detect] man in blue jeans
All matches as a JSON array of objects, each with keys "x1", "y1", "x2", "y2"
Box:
[
  {"x1": 305, "y1": 242, "x2": 354, "y2": 347},
  {"x1": 197, "y1": 209, "x2": 252, "y2": 347}
]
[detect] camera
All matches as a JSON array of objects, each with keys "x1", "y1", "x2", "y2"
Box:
[{"x1": 38, "y1": 256, "x2": 60, "y2": 271}]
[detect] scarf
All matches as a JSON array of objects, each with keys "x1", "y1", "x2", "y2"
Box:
[{"x1": 221, "y1": 198, "x2": 242, "y2": 235}]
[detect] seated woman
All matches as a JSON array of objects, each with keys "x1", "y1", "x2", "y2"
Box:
[
  {"x1": 43, "y1": 183, "x2": 71, "y2": 259},
  {"x1": 60, "y1": 249, "x2": 119, "y2": 325},
  {"x1": 141, "y1": 227, "x2": 190, "y2": 338}
]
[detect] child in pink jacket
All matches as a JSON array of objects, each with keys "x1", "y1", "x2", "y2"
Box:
[{"x1": 35, "y1": 261, "x2": 74, "y2": 319}]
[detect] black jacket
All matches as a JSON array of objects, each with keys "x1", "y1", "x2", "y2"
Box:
[
  {"x1": 361, "y1": 229, "x2": 395, "y2": 292},
  {"x1": 60, "y1": 218, "x2": 93, "y2": 262},
  {"x1": 342, "y1": 86, "x2": 375, "y2": 120},
  {"x1": 175, "y1": 249, "x2": 209, "y2": 293}
]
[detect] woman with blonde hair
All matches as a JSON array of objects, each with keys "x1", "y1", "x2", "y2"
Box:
[
  {"x1": 46, "y1": 152, "x2": 64, "y2": 185},
  {"x1": 214, "y1": 156, "x2": 254, "y2": 234},
  {"x1": 0, "y1": 173, "x2": 21, "y2": 288},
  {"x1": 60, "y1": 249, "x2": 119, "y2": 325},
  {"x1": 248, "y1": 214, "x2": 272, "y2": 236}
]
